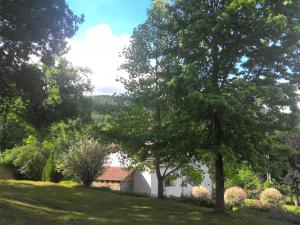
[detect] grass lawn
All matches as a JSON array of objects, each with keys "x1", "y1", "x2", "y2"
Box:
[{"x1": 0, "y1": 180, "x2": 298, "y2": 225}]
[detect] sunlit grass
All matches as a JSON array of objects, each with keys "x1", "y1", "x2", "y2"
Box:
[{"x1": 282, "y1": 205, "x2": 300, "y2": 214}]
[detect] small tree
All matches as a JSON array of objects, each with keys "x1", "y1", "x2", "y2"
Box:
[{"x1": 58, "y1": 137, "x2": 108, "y2": 187}]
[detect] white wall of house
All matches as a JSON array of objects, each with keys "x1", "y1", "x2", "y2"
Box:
[
  {"x1": 133, "y1": 171, "x2": 151, "y2": 195},
  {"x1": 105, "y1": 153, "x2": 213, "y2": 197},
  {"x1": 148, "y1": 165, "x2": 212, "y2": 197}
]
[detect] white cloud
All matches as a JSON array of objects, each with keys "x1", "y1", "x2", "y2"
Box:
[{"x1": 65, "y1": 24, "x2": 130, "y2": 95}]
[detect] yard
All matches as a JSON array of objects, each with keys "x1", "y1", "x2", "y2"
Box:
[{"x1": 0, "y1": 180, "x2": 298, "y2": 225}]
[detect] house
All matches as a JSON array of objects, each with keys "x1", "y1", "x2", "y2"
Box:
[{"x1": 92, "y1": 152, "x2": 212, "y2": 197}]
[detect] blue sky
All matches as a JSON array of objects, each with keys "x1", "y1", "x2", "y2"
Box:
[
  {"x1": 67, "y1": 0, "x2": 151, "y2": 38},
  {"x1": 65, "y1": 0, "x2": 152, "y2": 95}
]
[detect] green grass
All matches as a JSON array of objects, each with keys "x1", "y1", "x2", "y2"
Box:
[
  {"x1": 282, "y1": 205, "x2": 300, "y2": 214},
  {"x1": 0, "y1": 180, "x2": 297, "y2": 225}
]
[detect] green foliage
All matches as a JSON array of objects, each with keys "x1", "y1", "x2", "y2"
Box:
[
  {"x1": 42, "y1": 152, "x2": 62, "y2": 183},
  {"x1": 58, "y1": 137, "x2": 108, "y2": 187},
  {"x1": 0, "y1": 59, "x2": 93, "y2": 152},
  {"x1": 262, "y1": 180, "x2": 275, "y2": 189},
  {"x1": 224, "y1": 187, "x2": 247, "y2": 209},
  {"x1": 89, "y1": 95, "x2": 121, "y2": 116},
  {"x1": 0, "y1": 0, "x2": 83, "y2": 131},
  {"x1": 164, "y1": 0, "x2": 300, "y2": 211},
  {"x1": 16, "y1": 60, "x2": 93, "y2": 133},
  {"x1": 181, "y1": 164, "x2": 205, "y2": 186},
  {"x1": 112, "y1": 1, "x2": 196, "y2": 199},
  {"x1": 0, "y1": 142, "x2": 48, "y2": 180},
  {"x1": 226, "y1": 165, "x2": 261, "y2": 191}
]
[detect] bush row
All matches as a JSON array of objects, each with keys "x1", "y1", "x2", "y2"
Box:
[{"x1": 191, "y1": 186, "x2": 283, "y2": 210}]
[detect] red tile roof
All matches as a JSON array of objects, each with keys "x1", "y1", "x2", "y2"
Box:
[{"x1": 96, "y1": 167, "x2": 132, "y2": 182}]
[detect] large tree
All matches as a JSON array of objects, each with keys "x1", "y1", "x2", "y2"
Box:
[
  {"x1": 0, "y1": 59, "x2": 93, "y2": 150},
  {"x1": 168, "y1": 0, "x2": 300, "y2": 212},
  {"x1": 16, "y1": 59, "x2": 92, "y2": 138},
  {"x1": 0, "y1": 0, "x2": 83, "y2": 106},
  {"x1": 110, "y1": 0, "x2": 196, "y2": 199}
]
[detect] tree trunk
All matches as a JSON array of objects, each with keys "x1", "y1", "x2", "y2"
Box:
[
  {"x1": 294, "y1": 187, "x2": 299, "y2": 207},
  {"x1": 155, "y1": 163, "x2": 164, "y2": 199},
  {"x1": 294, "y1": 195, "x2": 299, "y2": 207},
  {"x1": 0, "y1": 111, "x2": 8, "y2": 152},
  {"x1": 215, "y1": 152, "x2": 226, "y2": 213},
  {"x1": 157, "y1": 176, "x2": 164, "y2": 199}
]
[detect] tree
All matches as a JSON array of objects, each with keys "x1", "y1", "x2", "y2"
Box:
[
  {"x1": 0, "y1": 0, "x2": 84, "y2": 123},
  {"x1": 58, "y1": 137, "x2": 108, "y2": 187},
  {"x1": 0, "y1": 0, "x2": 83, "y2": 64},
  {"x1": 168, "y1": 0, "x2": 300, "y2": 212},
  {"x1": 282, "y1": 131, "x2": 300, "y2": 206},
  {"x1": 14, "y1": 59, "x2": 93, "y2": 138},
  {"x1": 112, "y1": 0, "x2": 194, "y2": 199}
]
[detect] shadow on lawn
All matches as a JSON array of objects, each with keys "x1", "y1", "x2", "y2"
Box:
[
  {"x1": 0, "y1": 180, "x2": 209, "y2": 225},
  {"x1": 0, "y1": 180, "x2": 297, "y2": 225}
]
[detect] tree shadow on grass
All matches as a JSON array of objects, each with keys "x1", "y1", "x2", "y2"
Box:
[{"x1": 0, "y1": 181, "x2": 295, "y2": 225}]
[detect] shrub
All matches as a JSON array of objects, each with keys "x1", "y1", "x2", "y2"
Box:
[
  {"x1": 262, "y1": 180, "x2": 275, "y2": 189},
  {"x1": 227, "y1": 167, "x2": 261, "y2": 190},
  {"x1": 57, "y1": 137, "x2": 108, "y2": 187},
  {"x1": 0, "y1": 144, "x2": 48, "y2": 180},
  {"x1": 224, "y1": 186, "x2": 247, "y2": 208},
  {"x1": 260, "y1": 188, "x2": 283, "y2": 207},
  {"x1": 192, "y1": 186, "x2": 211, "y2": 200}
]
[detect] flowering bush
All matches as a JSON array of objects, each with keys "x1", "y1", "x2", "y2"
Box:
[
  {"x1": 224, "y1": 186, "x2": 247, "y2": 208},
  {"x1": 192, "y1": 186, "x2": 211, "y2": 200},
  {"x1": 260, "y1": 188, "x2": 283, "y2": 207}
]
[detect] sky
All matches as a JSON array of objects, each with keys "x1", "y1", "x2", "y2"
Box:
[{"x1": 65, "y1": 0, "x2": 152, "y2": 95}]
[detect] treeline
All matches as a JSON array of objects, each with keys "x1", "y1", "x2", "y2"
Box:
[{"x1": 0, "y1": 1, "x2": 115, "y2": 185}]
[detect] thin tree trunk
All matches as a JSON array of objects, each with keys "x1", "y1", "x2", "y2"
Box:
[
  {"x1": 295, "y1": 187, "x2": 299, "y2": 207},
  {"x1": 0, "y1": 111, "x2": 8, "y2": 152},
  {"x1": 294, "y1": 195, "x2": 299, "y2": 207},
  {"x1": 215, "y1": 152, "x2": 225, "y2": 213}
]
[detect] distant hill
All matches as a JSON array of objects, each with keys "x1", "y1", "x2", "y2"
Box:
[{"x1": 88, "y1": 95, "x2": 120, "y2": 115}]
